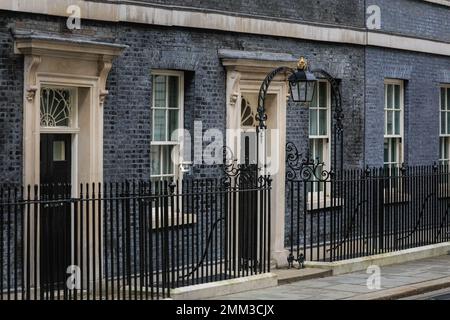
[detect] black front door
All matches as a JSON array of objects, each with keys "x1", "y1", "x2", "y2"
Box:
[
  {"x1": 238, "y1": 134, "x2": 258, "y2": 269},
  {"x1": 40, "y1": 134, "x2": 72, "y2": 293}
]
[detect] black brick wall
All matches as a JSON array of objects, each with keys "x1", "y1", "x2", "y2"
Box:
[
  {"x1": 368, "y1": 0, "x2": 450, "y2": 43},
  {"x1": 0, "y1": 16, "x2": 23, "y2": 184}
]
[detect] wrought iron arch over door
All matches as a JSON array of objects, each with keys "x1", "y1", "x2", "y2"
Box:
[
  {"x1": 283, "y1": 70, "x2": 344, "y2": 268},
  {"x1": 285, "y1": 69, "x2": 343, "y2": 180}
]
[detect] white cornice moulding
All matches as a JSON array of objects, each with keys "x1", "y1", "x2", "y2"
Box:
[
  {"x1": 367, "y1": 32, "x2": 450, "y2": 57},
  {"x1": 2, "y1": 0, "x2": 450, "y2": 57},
  {"x1": 14, "y1": 35, "x2": 127, "y2": 60},
  {"x1": 422, "y1": 0, "x2": 450, "y2": 7}
]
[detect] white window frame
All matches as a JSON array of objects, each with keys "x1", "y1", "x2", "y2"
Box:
[
  {"x1": 440, "y1": 85, "x2": 450, "y2": 165},
  {"x1": 384, "y1": 79, "x2": 404, "y2": 169},
  {"x1": 150, "y1": 71, "x2": 194, "y2": 226},
  {"x1": 308, "y1": 80, "x2": 332, "y2": 204},
  {"x1": 150, "y1": 70, "x2": 184, "y2": 181},
  {"x1": 309, "y1": 80, "x2": 331, "y2": 169}
]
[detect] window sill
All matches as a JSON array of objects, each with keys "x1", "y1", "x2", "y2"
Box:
[
  {"x1": 307, "y1": 197, "x2": 343, "y2": 211},
  {"x1": 437, "y1": 185, "x2": 450, "y2": 199},
  {"x1": 383, "y1": 190, "x2": 411, "y2": 204},
  {"x1": 150, "y1": 209, "x2": 196, "y2": 229}
]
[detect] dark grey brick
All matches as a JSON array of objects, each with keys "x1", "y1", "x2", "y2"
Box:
[{"x1": 368, "y1": 0, "x2": 450, "y2": 43}]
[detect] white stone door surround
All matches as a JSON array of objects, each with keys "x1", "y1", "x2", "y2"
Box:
[
  {"x1": 14, "y1": 34, "x2": 126, "y2": 286},
  {"x1": 221, "y1": 49, "x2": 298, "y2": 268},
  {"x1": 14, "y1": 34, "x2": 126, "y2": 188}
]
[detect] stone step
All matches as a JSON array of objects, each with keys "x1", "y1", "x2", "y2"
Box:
[{"x1": 274, "y1": 268, "x2": 332, "y2": 285}]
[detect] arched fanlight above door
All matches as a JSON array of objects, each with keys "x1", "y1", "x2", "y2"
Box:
[
  {"x1": 40, "y1": 88, "x2": 73, "y2": 128},
  {"x1": 241, "y1": 97, "x2": 255, "y2": 127}
]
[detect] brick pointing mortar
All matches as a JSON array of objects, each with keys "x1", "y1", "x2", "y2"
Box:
[{"x1": 368, "y1": 0, "x2": 450, "y2": 43}]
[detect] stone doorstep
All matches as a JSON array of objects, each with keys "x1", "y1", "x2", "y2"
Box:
[
  {"x1": 168, "y1": 268, "x2": 332, "y2": 300},
  {"x1": 345, "y1": 276, "x2": 450, "y2": 300},
  {"x1": 304, "y1": 242, "x2": 450, "y2": 276},
  {"x1": 169, "y1": 273, "x2": 278, "y2": 300},
  {"x1": 274, "y1": 268, "x2": 332, "y2": 285}
]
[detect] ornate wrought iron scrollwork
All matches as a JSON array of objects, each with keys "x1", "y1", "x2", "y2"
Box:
[
  {"x1": 221, "y1": 146, "x2": 239, "y2": 178},
  {"x1": 285, "y1": 142, "x2": 331, "y2": 182},
  {"x1": 282, "y1": 68, "x2": 343, "y2": 181},
  {"x1": 219, "y1": 146, "x2": 272, "y2": 188}
]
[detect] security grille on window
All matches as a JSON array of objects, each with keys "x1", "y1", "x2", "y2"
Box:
[
  {"x1": 309, "y1": 80, "x2": 331, "y2": 192},
  {"x1": 440, "y1": 86, "x2": 450, "y2": 165},
  {"x1": 384, "y1": 81, "x2": 404, "y2": 170},
  {"x1": 151, "y1": 72, "x2": 183, "y2": 181}
]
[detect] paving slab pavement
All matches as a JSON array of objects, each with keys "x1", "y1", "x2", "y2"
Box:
[{"x1": 211, "y1": 254, "x2": 450, "y2": 300}]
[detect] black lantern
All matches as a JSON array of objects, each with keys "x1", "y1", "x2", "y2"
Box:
[{"x1": 288, "y1": 57, "x2": 317, "y2": 103}]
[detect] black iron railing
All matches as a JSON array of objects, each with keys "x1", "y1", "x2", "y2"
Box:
[
  {"x1": 0, "y1": 175, "x2": 271, "y2": 300},
  {"x1": 287, "y1": 164, "x2": 450, "y2": 266}
]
